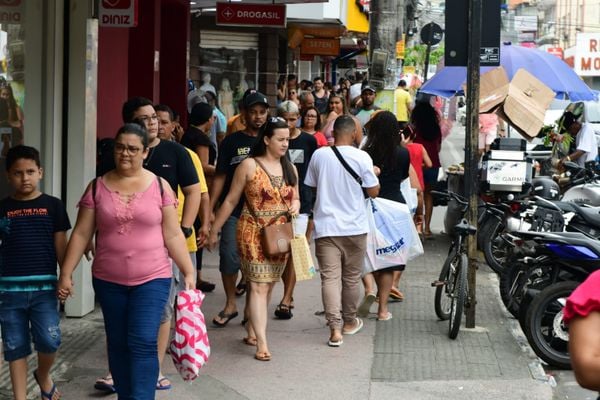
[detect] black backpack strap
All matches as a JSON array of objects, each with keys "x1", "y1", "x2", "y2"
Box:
[
  {"x1": 92, "y1": 177, "x2": 98, "y2": 205},
  {"x1": 331, "y1": 146, "x2": 363, "y2": 185},
  {"x1": 157, "y1": 175, "x2": 164, "y2": 196}
]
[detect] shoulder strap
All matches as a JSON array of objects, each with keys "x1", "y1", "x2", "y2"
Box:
[
  {"x1": 331, "y1": 146, "x2": 363, "y2": 185},
  {"x1": 157, "y1": 175, "x2": 164, "y2": 195},
  {"x1": 92, "y1": 177, "x2": 98, "y2": 205}
]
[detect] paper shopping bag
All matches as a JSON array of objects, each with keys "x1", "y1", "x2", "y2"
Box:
[{"x1": 291, "y1": 235, "x2": 316, "y2": 281}]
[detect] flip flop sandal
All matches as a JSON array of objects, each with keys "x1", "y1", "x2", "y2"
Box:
[
  {"x1": 33, "y1": 370, "x2": 61, "y2": 400},
  {"x1": 274, "y1": 303, "x2": 293, "y2": 319},
  {"x1": 254, "y1": 351, "x2": 271, "y2": 361},
  {"x1": 243, "y1": 337, "x2": 258, "y2": 346},
  {"x1": 212, "y1": 310, "x2": 239, "y2": 327},
  {"x1": 235, "y1": 282, "x2": 247, "y2": 297},
  {"x1": 94, "y1": 374, "x2": 116, "y2": 393},
  {"x1": 156, "y1": 376, "x2": 172, "y2": 390}
]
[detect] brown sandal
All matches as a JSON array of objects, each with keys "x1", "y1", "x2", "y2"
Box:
[{"x1": 255, "y1": 351, "x2": 271, "y2": 361}]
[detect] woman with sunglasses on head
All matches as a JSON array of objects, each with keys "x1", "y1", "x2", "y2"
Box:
[
  {"x1": 207, "y1": 118, "x2": 300, "y2": 361},
  {"x1": 58, "y1": 123, "x2": 195, "y2": 399}
]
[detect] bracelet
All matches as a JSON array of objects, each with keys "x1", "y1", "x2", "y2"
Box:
[{"x1": 566, "y1": 156, "x2": 571, "y2": 161}]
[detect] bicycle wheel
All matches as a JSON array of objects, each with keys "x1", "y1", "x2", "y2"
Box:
[
  {"x1": 448, "y1": 253, "x2": 467, "y2": 339},
  {"x1": 434, "y1": 246, "x2": 458, "y2": 321}
]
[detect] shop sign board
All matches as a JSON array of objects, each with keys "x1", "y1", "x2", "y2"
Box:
[
  {"x1": 0, "y1": 0, "x2": 23, "y2": 24},
  {"x1": 547, "y1": 47, "x2": 563, "y2": 59},
  {"x1": 99, "y1": 0, "x2": 138, "y2": 27},
  {"x1": 300, "y1": 38, "x2": 340, "y2": 57},
  {"x1": 216, "y1": 3, "x2": 286, "y2": 28},
  {"x1": 575, "y1": 33, "x2": 600, "y2": 76}
]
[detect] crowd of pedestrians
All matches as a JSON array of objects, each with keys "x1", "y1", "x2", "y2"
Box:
[{"x1": 0, "y1": 73, "x2": 449, "y2": 400}]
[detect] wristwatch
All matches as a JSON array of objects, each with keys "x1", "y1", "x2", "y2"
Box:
[{"x1": 181, "y1": 226, "x2": 193, "y2": 238}]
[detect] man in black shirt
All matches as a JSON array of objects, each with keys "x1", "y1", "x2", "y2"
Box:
[{"x1": 210, "y1": 91, "x2": 268, "y2": 327}]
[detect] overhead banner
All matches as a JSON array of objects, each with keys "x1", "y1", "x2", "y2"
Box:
[
  {"x1": 0, "y1": 0, "x2": 23, "y2": 24},
  {"x1": 99, "y1": 0, "x2": 138, "y2": 27},
  {"x1": 216, "y1": 3, "x2": 286, "y2": 28}
]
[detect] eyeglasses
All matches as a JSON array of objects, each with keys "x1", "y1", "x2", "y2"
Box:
[
  {"x1": 269, "y1": 117, "x2": 286, "y2": 123},
  {"x1": 137, "y1": 115, "x2": 158, "y2": 124},
  {"x1": 305, "y1": 114, "x2": 318, "y2": 118},
  {"x1": 114, "y1": 143, "x2": 143, "y2": 155}
]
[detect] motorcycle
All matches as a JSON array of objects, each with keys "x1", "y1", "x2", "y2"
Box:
[{"x1": 496, "y1": 230, "x2": 600, "y2": 368}]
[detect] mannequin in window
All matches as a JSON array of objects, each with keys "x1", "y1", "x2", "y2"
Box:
[
  {"x1": 237, "y1": 68, "x2": 249, "y2": 95},
  {"x1": 218, "y1": 78, "x2": 235, "y2": 121},
  {"x1": 199, "y1": 72, "x2": 216, "y2": 96}
]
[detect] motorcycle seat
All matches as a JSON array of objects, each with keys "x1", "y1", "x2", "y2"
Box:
[
  {"x1": 454, "y1": 219, "x2": 477, "y2": 236},
  {"x1": 554, "y1": 201, "x2": 577, "y2": 212},
  {"x1": 569, "y1": 203, "x2": 600, "y2": 228}
]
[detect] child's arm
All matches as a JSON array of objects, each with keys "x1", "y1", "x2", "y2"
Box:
[
  {"x1": 57, "y1": 207, "x2": 96, "y2": 300},
  {"x1": 422, "y1": 146, "x2": 433, "y2": 169},
  {"x1": 54, "y1": 231, "x2": 68, "y2": 267}
]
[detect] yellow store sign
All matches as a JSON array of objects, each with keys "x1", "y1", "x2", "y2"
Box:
[{"x1": 346, "y1": 0, "x2": 369, "y2": 33}]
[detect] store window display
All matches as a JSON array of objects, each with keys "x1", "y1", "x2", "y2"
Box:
[
  {"x1": 218, "y1": 78, "x2": 235, "y2": 121},
  {"x1": 199, "y1": 72, "x2": 216, "y2": 96}
]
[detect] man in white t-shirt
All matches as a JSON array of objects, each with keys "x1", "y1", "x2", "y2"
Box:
[
  {"x1": 305, "y1": 115, "x2": 380, "y2": 348},
  {"x1": 560, "y1": 112, "x2": 598, "y2": 167}
]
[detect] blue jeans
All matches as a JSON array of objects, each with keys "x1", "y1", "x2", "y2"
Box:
[
  {"x1": 93, "y1": 277, "x2": 170, "y2": 400},
  {"x1": 0, "y1": 290, "x2": 60, "y2": 362}
]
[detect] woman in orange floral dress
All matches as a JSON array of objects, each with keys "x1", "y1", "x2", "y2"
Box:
[{"x1": 208, "y1": 118, "x2": 300, "y2": 361}]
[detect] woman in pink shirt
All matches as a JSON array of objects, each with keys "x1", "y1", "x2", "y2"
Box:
[{"x1": 58, "y1": 123, "x2": 195, "y2": 399}]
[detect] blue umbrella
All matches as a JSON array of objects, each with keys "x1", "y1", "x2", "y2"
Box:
[{"x1": 420, "y1": 43, "x2": 596, "y2": 101}]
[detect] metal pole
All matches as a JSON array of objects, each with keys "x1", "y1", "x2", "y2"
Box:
[
  {"x1": 465, "y1": 0, "x2": 481, "y2": 328},
  {"x1": 423, "y1": 43, "x2": 431, "y2": 82}
]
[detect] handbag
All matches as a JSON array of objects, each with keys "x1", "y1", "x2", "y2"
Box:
[
  {"x1": 249, "y1": 158, "x2": 293, "y2": 257},
  {"x1": 170, "y1": 289, "x2": 210, "y2": 381}
]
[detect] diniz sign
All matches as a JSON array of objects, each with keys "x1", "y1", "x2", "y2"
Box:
[
  {"x1": 216, "y1": 3, "x2": 286, "y2": 28},
  {"x1": 0, "y1": 0, "x2": 24, "y2": 25},
  {"x1": 99, "y1": 0, "x2": 138, "y2": 27},
  {"x1": 300, "y1": 38, "x2": 341, "y2": 57}
]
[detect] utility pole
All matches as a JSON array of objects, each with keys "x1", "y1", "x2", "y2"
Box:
[
  {"x1": 369, "y1": 0, "x2": 403, "y2": 89},
  {"x1": 465, "y1": 0, "x2": 482, "y2": 328}
]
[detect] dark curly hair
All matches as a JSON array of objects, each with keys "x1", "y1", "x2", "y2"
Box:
[
  {"x1": 363, "y1": 111, "x2": 400, "y2": 169},
  {"x1": 410, "y1": 102, "x2": 441, "y2": 142}
]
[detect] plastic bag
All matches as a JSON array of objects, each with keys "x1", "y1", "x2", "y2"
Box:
[
  {"x1": 170, "y1": 289, "x2": 210, "y2": 381},
  {"x1": 400, "y1": 178, "x2": 418, "y2": 214},
  {"x1": 364, "y1": 197, "x2": 424, "y2": 274}
]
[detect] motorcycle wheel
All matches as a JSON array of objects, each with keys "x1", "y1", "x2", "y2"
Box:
[
  {"x1": 483, "y1": 218, "x2": 510, "y2": 274},
  {"x1": 523, "y1": 281, "x2": 578, "y2": 369},
  {"x1": 434, "y1": 246, "x2": 458, "y2": 321}
]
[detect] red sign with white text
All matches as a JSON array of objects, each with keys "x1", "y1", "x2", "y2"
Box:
[
  {"x1": 216, "y1": 3, "x2": 286, "y2": 28},
  {"x1": 547, "y1": 47, "x2": 563, "y2": 59},
  {"x1": 100, "y1": 0, "x2": 138, "y2": 27}
]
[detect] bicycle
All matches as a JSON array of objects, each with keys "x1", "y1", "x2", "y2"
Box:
[{"x1": 431, "y1": 190, "x2": 477, "y2": 339}]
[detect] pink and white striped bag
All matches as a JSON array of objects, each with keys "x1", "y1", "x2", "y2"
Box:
[{"x1": 170, "y1": 289, "x2": 210, "y2": 381}]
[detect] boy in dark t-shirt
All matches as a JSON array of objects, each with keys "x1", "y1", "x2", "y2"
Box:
[{"x1": 0, "y1": 145, "x2": 71, "y2": 400}]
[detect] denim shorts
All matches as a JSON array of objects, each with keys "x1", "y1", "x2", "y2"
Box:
[
  {"x1": 0, "y1": 290, "x2": 61, "y2": 362},
  {"x1": 219, "y1": 215, "x2": 241, "y2": 275},
  {"x1": 161, "y1": 254, "x2": 196, "y2": 323}
]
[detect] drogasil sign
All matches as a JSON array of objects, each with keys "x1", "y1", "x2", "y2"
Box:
[
  {"x1": 216, "y1": 3, "x2": 286, "y2": 28},
  {"x1": 99, "y1": 0, "x2": 138, "y2": 27},
  {"x1": 0, "y1": 0, "x2": 23, "y2": 24}
]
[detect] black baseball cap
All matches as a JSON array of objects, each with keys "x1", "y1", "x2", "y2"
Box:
[
  {"x1": 361, "y1": 85, "x2": 376, "y2": 93},
  {"x1": 243, "y1": 91, "x2": 269, "y2": 108},
  {"x1": 190, "y1": 102, "x2": 213, "y2": 125}
]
